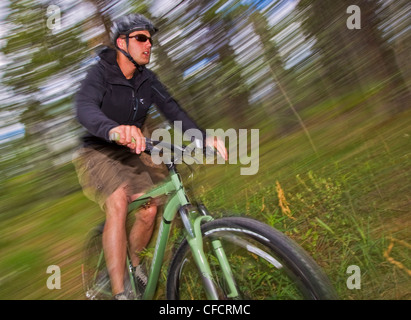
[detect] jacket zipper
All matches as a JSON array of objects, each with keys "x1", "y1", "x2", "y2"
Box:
[{"x1": 131, "y1": 90, "x2": 138, "y2": 122}]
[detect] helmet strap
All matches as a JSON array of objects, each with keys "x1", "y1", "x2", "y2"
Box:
[{"x1": 116, "y1": 36, "x2": 143, "y2": 72}]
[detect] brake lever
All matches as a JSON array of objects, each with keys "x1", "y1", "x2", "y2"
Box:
[{"x1": 204, "y1": 145, "x2": 217, "y2": 157}]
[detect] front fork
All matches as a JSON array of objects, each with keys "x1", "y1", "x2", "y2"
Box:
[{"x1": 182, "y1": 205, "x2": 239, "y2": 299}]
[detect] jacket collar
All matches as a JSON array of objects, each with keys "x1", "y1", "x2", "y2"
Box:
[{"x1": 99, "y1": 47, "x2": 149, "y2": 87}]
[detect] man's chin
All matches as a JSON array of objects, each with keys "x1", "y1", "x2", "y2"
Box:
[{"x1": 138, "y1": 57, "x2": 150, "y2": 65}]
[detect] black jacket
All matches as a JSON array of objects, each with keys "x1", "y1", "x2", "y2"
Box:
[{"x1": 75, "y1": 48, "x2": 200, "y2": 146}]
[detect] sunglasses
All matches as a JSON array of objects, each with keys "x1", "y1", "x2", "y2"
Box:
[{"x1": 128, "y1": 34, "x2": 153, "y2": 45}]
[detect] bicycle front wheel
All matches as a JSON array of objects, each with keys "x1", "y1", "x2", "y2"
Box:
[{"x1": 166, "y1": 217, "x2": 337, "y2": 300}]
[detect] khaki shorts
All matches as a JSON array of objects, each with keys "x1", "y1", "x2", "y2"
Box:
[{"x1": 72, "y1": 145, "x2": 167, "y2": 210}]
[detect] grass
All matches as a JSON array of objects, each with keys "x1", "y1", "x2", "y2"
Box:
[
  {"x1": 0, "y1": 107, "x2": 410, "y2": 300},
  {"x1": 195, "y1": 108, "x2": 411, "y2": 299}
]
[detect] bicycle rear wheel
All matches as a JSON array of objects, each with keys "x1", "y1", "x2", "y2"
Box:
[
  {"x1": 82, "y1": 224, "x2": 112, "y2": 300},
  {"x1": 166, "y1": 217, "x2": 338, "y2": 300}
]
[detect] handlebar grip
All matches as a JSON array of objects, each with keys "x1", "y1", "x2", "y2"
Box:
[
  {"x1": 110, "y1": 132, "x2": 154, "y2": 153},
  {"x1": 109, "y1": 132, "x2": 136, "y2": 144},
  {"x1": 109, "y1": 132, "x2": 120, "y2": 141}
]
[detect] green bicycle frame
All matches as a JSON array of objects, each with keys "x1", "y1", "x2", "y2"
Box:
[{"x1": 127, "y1": 166, "x2": 239, "y2": 300}]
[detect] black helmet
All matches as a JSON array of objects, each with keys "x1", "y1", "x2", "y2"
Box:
[
  {"x1": 110, "y1": 13, "x2": 158, "y2": 69},
  {"x1": 110, "y1": 13, "x2": 158, "y2": 46}
]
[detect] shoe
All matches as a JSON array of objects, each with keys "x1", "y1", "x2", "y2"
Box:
[{"x1": 112, "y1": 291, "x2": 129, "y2": 300}]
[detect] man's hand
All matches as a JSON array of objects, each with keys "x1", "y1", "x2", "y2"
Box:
[
  {"x1": 205, "y1": 135, "x2": 228, "y2": 161},
  {"x1": 109, "y1": 125, "x2": 145, "y2": 154}
]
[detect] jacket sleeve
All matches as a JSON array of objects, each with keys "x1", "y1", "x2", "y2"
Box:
[
  {"x1": 75, "y1": 62, "x2": 119, "y2": 141},
  {"x1": 150, "y1": 73, "x2": 204, "y2": 135}
]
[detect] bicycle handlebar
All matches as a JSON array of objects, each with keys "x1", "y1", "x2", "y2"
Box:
[{"x1": 109, "y1": 132, "x2": 217, "y2": 162}]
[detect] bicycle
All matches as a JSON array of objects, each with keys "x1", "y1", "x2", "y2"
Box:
[{"x1": 81, "y1": 137, "x2": 338, "y2": 300}]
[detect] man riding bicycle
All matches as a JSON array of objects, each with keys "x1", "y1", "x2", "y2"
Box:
[{"x1": 73, "y1": 13, "x2": 227, "y2": 300}]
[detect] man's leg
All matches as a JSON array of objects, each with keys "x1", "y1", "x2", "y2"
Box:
[
  {"x1": 103, "y1": 185, "x2": 129, "y2": 295},
  {"x1": 128, "y1": 193, "x2": 157, "y2": 267}
]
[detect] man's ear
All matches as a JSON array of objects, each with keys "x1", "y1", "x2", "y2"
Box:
[{"x1": 116, "y1": 37, "x2": 126, "y2": 50}]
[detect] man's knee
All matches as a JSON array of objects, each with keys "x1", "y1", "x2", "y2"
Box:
[
  {"x1": 137, "y1": 205, "x2": 157, "y2": 226},
  {"x1": 105, "y1": 186, "x2": 129, "y2": 219}
]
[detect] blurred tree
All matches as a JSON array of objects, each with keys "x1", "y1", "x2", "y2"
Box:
[
  {"x1": 182, "y1": 0, "x2": 251, "y2": 128},
  {"x1": 249, "y1": 8, "x2": 317, "y2": 153},
  {"x1": 84, "y1": 0, "x2": 112, "y2": 47},
  {"x1": 381, "y1": 0, "x2": 411, "y2": 91},
  {"x1": 358, "y1": 0, "x2": 410, "y2": 113},
  {"x1": 297, "y1": 0, "x2": 410, "y2": 114},
  {"x1": 298, "y1": 0, "x2": 364, "y2": 95},
  {"x1": 1, "y1": 0, "x2": 89, "y2": 171}
]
